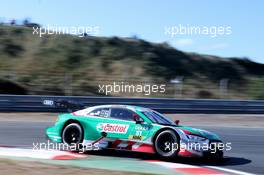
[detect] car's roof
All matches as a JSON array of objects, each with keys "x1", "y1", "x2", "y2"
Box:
[
  {"x1": 73, "y1": 104, "x2": 150, "y2": 116},
  {"x1": 88, "y1": 104, "x2": 150, "y2": 111}
]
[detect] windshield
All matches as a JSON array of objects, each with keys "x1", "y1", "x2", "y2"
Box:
[{"x1": 142, "y1": 110, "x2": 176, "y2": 125}]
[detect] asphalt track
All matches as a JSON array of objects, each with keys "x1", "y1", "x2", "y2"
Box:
[{"x1": 0, "y1": 120, "x2": 263, "y2": 174}]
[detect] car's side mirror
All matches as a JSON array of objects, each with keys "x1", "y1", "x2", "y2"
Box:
[
  {"x1": 133, "y1": 114, "x2": 144, "y2": 124},
  {"x1": 174, "y1": 120, "x2": 180, "y2": 125}
]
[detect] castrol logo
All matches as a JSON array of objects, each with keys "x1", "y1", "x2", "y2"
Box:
[{"x1": 97, "y1": 123, "x2": 129, "y2": 134}]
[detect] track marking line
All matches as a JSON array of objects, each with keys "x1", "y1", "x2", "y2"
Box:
[
  {"x1": 205, "y1": 166, "x2": 256, "y2": 175},
  {"x1": 0, "y1": 147, "x2": 257, "y2": 175},
  {"x1": 0, "y1": 147, "x2": 87, "y2": 160},
  {"x1": 146, "y1": 160, "x2": 224, "y2": 174}
]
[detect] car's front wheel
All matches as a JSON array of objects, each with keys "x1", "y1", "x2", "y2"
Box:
[
  {"x1": 154, "y1": 130, "x2": 179, "y2": 158},
  {"x1": 62, "y1": 123, "x2": 83, "y2": 150}
]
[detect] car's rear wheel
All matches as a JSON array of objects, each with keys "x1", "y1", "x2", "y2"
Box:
[
  {"x1": 62, "y1": 123, "x2": 83, "y2": 151},
  {"x1": 154, "y1": 130, "x2": 179, "y2": 158}
]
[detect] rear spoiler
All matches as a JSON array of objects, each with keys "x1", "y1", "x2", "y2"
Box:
[{"x1": 43, "y1": 99, "x2": 85, "y2": 112}]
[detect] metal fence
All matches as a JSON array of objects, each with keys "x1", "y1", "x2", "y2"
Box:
[{"x1": 0, "y1": 95, "x2": 264, "y2": 114}]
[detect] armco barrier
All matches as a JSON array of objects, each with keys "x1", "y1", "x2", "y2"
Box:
[{"x1": 0, "y1": 95, "x2": 264, "y2": 114}]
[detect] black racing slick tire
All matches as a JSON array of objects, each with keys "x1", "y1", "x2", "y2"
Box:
[
  {"x1": 154, "y1": 130, "x2": 179, "y2": 158},
  {"x1": 62, "y1": 123, "x2": 84, "y2": 151}
]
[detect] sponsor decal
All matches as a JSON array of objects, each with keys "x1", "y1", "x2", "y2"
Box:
[
  {"x1": 135, "y1": 125, "x2": 150, "y2": 131},
  {"x1": 129, "y1": 135, "x2": 144, "y2": 140},
  {"x1": 97, "y1": 123, "x2": 129, "y2": 134}
]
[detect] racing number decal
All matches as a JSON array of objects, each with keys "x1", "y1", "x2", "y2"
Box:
[{"x1": 136, "y1": 130, "x2": 142, "y2": 136}]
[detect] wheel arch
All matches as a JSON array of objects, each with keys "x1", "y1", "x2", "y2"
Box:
[
  {"x1": 152, "y1": 127, "x2": 181, "y2": 144},
  {"x1": 61, "y1": 119, "x2": 84, "y2": 139},
  {"x1": 151, "y1": 127, "x2": 181, "y2": 157}
]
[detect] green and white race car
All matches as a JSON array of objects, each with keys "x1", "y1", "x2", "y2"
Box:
[{"x1": 46, "y1": 103, "x2": 224, "y2": 159}]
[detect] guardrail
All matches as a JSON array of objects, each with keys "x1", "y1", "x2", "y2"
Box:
[{"x1": 0, "y1": 95, "x2": 264, "y2": 114}]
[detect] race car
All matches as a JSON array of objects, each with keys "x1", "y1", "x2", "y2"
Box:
[{"x1": 46, "y1": 103, "x2": 224, "y2": 159}]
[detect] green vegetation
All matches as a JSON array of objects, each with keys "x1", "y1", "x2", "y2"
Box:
[{"x1": 0, "y1": 25, "x2": 263, "y2": 99}]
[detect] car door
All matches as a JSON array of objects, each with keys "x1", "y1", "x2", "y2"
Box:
[
  {"x1": 108, "y1": 108, "x2": 153, "y2": 142},
  {"x1": 85, "y1": 107, "x2": 133, "y2": 141},
  {"x1": 105, "y1": 107, "x2": 135, "y2": 140}
]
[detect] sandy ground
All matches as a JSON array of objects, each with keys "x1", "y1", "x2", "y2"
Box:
[
  {"x1": 0, "y1": 159, "x2": 147, "y2": 175},
  {"x1": 0, "y1": 112, "x2": 263, "y2": 128}
]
